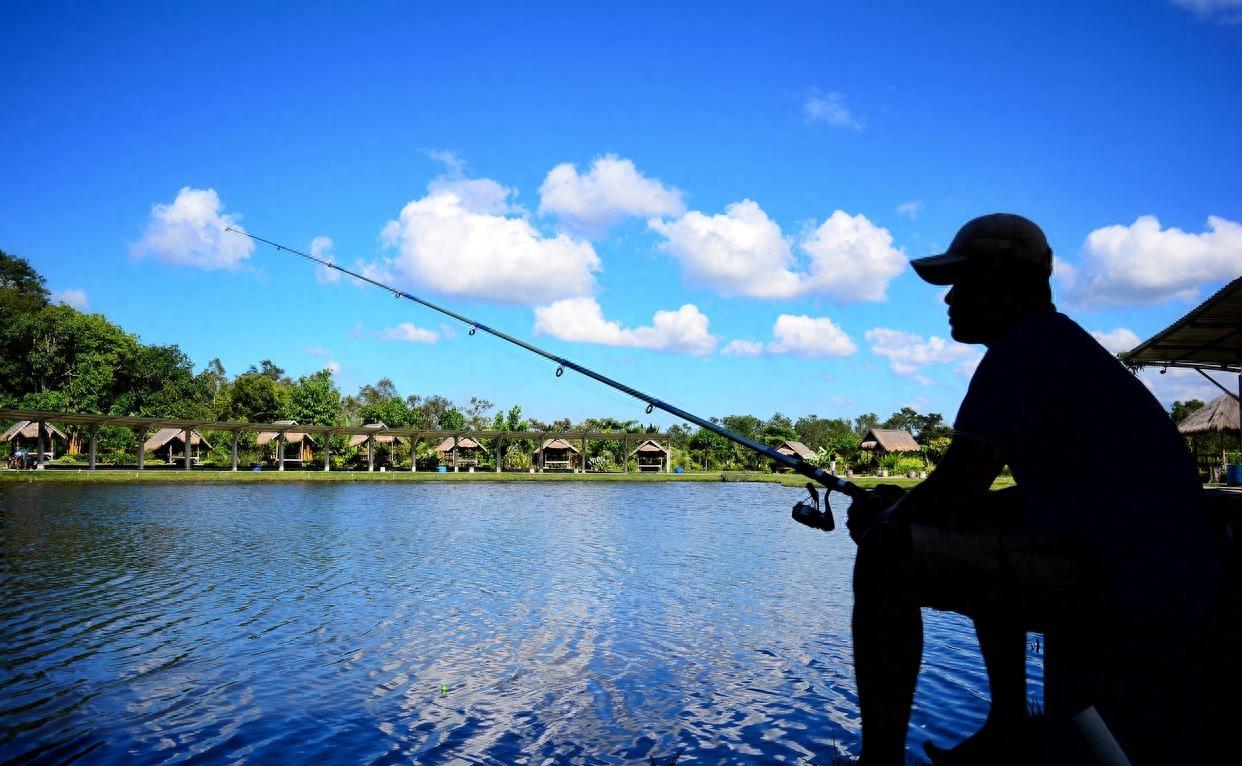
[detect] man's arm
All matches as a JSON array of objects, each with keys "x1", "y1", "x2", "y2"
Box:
[{"x1": 885, "y1": 434, "x2": 1006, "y2": 527}]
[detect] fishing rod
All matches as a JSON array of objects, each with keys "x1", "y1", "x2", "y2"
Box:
[{"x1": 225, "y1": 227, "x2": 866, "y2": 512}]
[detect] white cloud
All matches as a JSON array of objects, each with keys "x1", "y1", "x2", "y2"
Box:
[
  {"x1": 802, "y1": 89, "x2": 864, "y2": 130},
  {"x1": 533, "y1": 297, "x2": 716, "y2": 356},
  {"x1": 379, "y1": 322, "x2": 440, "y2": 343},
  {"x1": 865, "y1": 328, "x2": 981, "y2": 381},
  {"x1": 1138, "y1": 367, "x2": 1233, "y2": 409},
  {"x1": 310, "y1": 236, "x2": 340, "y2": 284},
  {"x1": 52, "y1": 289, "x2": 88, "y2": 309},
  {"x1": 649, "y1": 201, "x2": 905, "y2": 302},
  {"x1": 721, "y1": 339, "x2": 765, "y2": 357},
  {"x1": 538, "y1": 155, "x2": 685, "y2": 236},
  {"x1": 1058, "y1": 215, "x2": 1242, "y2": 307},
  {"x1": 373, "y1": 190, "x2": 600, "y2": 305},
  {"x1": 132, "y1": 187, "x2": 254, "y2": 270},
  {"x1": 896, "y1": 200, "x2": 923, "y2": 220},
  {"x1": 324, "y1": 361, "x2": 342, "y2": 375},
  {"x1": 1089, "y1": 327, "x2": 1142, "y2": 354},
  {"x1": 768, "y1": 314, "x2": 858, "y2": 358},
  {"x1": 1172, "y1": 0, "x2": 1242, "y2": 23}
]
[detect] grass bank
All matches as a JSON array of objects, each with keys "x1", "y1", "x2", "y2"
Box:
[{"x1": 0, "y1": 468, "x2": 970, "y2": 490}]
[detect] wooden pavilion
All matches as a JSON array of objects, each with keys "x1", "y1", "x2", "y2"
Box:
[
  {"x1": 628, "y1": 439, "x2": 669, "y2": 472},
  {"x1": 143, "y1": 427, "x2": 212, "y2": 464},
  {"x1": 256, "y1": 429, "x2": 317, "y2": 467},
  {"x1": 859, "y1": 428, "x2": 920, "y2": 454},
  {"x1": 2, "y1": 420, "x2": 68, "y2": 462},
  {"x1": 1178, "y1": 394, "x2": 1241, "y2": 483},
  {"x1": 347, "y1": 423, "x2": 403, "y2": 471},
  {"x1": 534, "y1": 438, "x2": 580, "y2": 471},
  {"x1": 433, "y1": 436, "x2": 487, "y2": 469}
]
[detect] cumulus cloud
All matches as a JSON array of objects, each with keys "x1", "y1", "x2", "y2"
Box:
[
  {"x1": 533, "y1": 297, "x2": 716, "y2": 356},
  {"x1": 538, "y1": 155, "x2": 685, "y2": 236},
  {"x1": 372, "y1": 189, "x2": 600, "y2": 305},
  {"x1": 865, "y1": 328, "x2": 981, "y2": 382},
  {"x1": 649, "y1": 201, "x2": 906, "y2": 302},
  {"x1": 1089, "y1": 327, "x2": 1142, "y2": 354},
  {"x1": 310, "y1": 236, "x2": 340, "y2": 284},
  {"x1": 724, "y1": 315, "x2": 857, "y2": 359},
  {"x1": 896, "y1": 200, "x2": 923, "y2": 219},
  {"x1": 424, "y1": 149, "x2": 520, "y2": 215},
  {"x1": 379, "y1": 322, "x2": 440, "y2": 343},
  {"x1": 52, "y1": 289, "x2": 88, "y2": 309},
  {"x1": 1058, "y1": 215, "x2": 1242, "y2": 307},
  {"x1": 132, "y1": 187, "x2": 254, "y2": 269},
  {"x1": 802, "y1": 89, "x2": 863, "y2": 130}
]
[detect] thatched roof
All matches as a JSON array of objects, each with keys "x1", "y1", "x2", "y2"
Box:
[
  {"x1": 256, "y1": 431, "x2": 317, "y2": 446},
  {"x1": 628, "y1": 438, "x2": 667, "y2": 457},
  {"x1": 143, "y1": 427, "x2": 212, "y2": 451},
  {"x1": 776, "y1": 440, "x2": 816, "y2": 460},
  {"x1": 1178, "y1": 394, "x2": 1240, "y2": 435},
  {"x1": 536, "y1": 438, "x2": 579, "y2": 453},
  {"x1": 433, "y1": 436, "x2": 486, "y2": 453},
  {"x1": 347, "y1": 433, "x2": 402, "y2": 447},
  {"x1": 860, "y1": 428, "x2": 920, "y2": 453},
  {"x1": 1, "y1": 420, "x2": 67, "y2": 442}
]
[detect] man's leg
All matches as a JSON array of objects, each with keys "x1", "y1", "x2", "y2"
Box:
[{"x1": 853, "y1": 521, "x2": 922, "y2": 766}]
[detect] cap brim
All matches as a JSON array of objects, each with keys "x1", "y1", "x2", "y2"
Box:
[{"x1": 910, "y1": 253, "x2": 967, "y2": 286}]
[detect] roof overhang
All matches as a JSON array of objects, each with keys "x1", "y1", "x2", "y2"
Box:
[{"x1": 1121, "y1": 276, "x2": 1242, "y2": 374}]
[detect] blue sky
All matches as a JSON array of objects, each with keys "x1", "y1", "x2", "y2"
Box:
[{"x1": 3, "y1": 1, "x2": 1240, "y2": 427}]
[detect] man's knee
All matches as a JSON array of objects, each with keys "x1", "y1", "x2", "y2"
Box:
[{"x1": 854, "y1": 521, "x2": 914, "y2": 597}]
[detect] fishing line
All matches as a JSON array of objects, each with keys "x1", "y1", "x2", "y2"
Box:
[{"x1": 225, "y1": 227, "x2": 864, "y2": 499}]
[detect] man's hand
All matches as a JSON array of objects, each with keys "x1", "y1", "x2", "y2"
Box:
[{"x1": 845, "y1": 484, "x2": 908, "y2": 545}]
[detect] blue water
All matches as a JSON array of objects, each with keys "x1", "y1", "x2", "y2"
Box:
[{"x1": 0, "y1": 482, "x2": 1042, "y2": 764}]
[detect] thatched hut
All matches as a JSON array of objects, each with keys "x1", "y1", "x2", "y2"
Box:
[
  {"x1": 144, "y1": 428, "x2": 212, "y2": 464},
  {"x1": 534, "y1": 438, "x2": 580, "y2": 470},
  {"x1": 434, "y1": 436, "x2": 487, "y2": 468},
  {"x1": 2, "y1": 420, "x2": 68, "y2": 461},
  {"x1": 776, "y1": 440, "x2": 816, "y2": 461},
  {"x1": 1178, "y1": 394, "x2": 1240, "y2": 482},
  {"x1": 256, "y1": 430, "x2": 317, "y2": 465},
  {"x1": 628, "y1": 438, "x2": 669, "y2": 472},
  {"x1": 859, "y1": 428, "x2": 920, "y2": 454}
]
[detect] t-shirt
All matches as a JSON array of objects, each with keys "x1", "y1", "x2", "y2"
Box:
[{"x1": 953, "y1": 311, "x2": 1219, "y2": 626}]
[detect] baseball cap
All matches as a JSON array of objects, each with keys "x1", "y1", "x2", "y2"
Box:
[{"x1": 911, "y1": 213, "x2": 1053, "y2": 286}]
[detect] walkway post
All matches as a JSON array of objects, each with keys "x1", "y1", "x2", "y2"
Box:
[
  {"x1": 277, "y1": 433, "x2": 285, "y2": 472},
  {"x1": 581, "y1": 435, "x2": 587, "y2": 474},
  {"x1": 368, "y1": 437, "x2": 375, "y2": 472},
  {"x1": 137, "y1": 427, "x2": 147, "y2": 470},
  {"x1": 666, "y1": 440, "x2": 671, "y2": 473},
  {"x1": 453, "y1": 435, "x2": 460, "y2": 472},
  {"x1": 624, "y1": 436, "x2": 629, "y2": 473},
  {"x1": 88, "y1": 426, "x2": 97, "y2": 470},
  {"x1": 410, "y1": 437, "x2": 417, "y2": 472},
  {"x1": 36, "y1": 420, "x2": 45, "y2": 470},
  {"x1": 183, "y1": 428, "x2": 192, "y2": 471},
  {"x1": 538, "y1": 437, "x2": 545, "y2": 473},
  {"x1": 323, "y1": 433, "x2": 331, "y2": 472},
  {"x1": 495, "y1": 436, "x2": 501, "y2": 473},
  {"x1": 231, "y1": 431, "x2": 239, "y2": 471}
]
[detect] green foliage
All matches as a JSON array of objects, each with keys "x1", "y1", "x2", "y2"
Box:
[
  {"x1": 1227, "y1": 452, "x2": 1242, "y2": 466},
  {"x1": 881, "y1": 407, "x2": 951, "y2": 444},
  {"x1": 0, "y1": 250, "x2": 50, "y2": 315},
  {"x1": 1171, "y1": 399, "x2": 1205, "y2": 424},
  {"x1": 504, "y1": 445, "x2": 532, "y2": 470},
  {"x1": 288, "y1": 370, "x2": 342, "y2": 426},
  {"x1": 794, "y1": 414, "x2": 855, "y2": 452},
  {"x1": 228, "y1": 371, "x2": 288, "y2": 422}
]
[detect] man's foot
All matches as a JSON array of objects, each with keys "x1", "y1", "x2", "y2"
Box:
[{"x1": 922, "y1": 721, "x2": 1026, "y2": 765}]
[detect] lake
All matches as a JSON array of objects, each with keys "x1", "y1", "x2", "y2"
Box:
[{"x1": 0, "y1": 482, "x2": 1043, "y2": 764}]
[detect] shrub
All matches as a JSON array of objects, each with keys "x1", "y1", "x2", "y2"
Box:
[
  {"x1": 504, "y1": 446, "x2": 532, "y2": 471},
  {"x1": 1227, "y1": 452, "x2": 1242, "y2": 466}
]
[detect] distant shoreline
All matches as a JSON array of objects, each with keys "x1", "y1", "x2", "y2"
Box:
[{"x1": 0, "y1": 469, "x2": 954, "y2": 489}]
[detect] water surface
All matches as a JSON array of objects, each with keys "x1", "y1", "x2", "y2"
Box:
[{"x1": 0, "y1": 482, "x2": 1042, "y2": 764}]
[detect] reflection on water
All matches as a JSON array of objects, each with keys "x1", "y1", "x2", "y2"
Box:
[{"x1": 0, "y1": 482, "x2": 1041, "y2": 764}]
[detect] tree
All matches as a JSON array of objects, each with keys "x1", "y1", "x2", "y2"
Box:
[
  {"x1": 794, "y1": 414, "x2": 855, "y2": 452},
  {"x1": 228, "y1": 371, "x2": 288, "y2": 422},
  {"x1": 853, "y1": 412, "x2": 879, "y2": 438},
  {"x1": 465, "y1": 396, "x2": 494, "y2": 430},
  {"x1": 288, "y1": 370, "x2": 342, "y2": 426},
  {"x1": 0, "y1": 250, "x2": 50, "y2": 315},
  {"x1": 1171, "y1": 399, "x2": 1205, "y2": 424}
]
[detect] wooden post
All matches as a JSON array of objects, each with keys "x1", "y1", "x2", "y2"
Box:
[
  {"x1": 231, "y1": 431, "x2": 240, "y2": 471},
  {"x1": 410, "y1": 436, "x2": 417, "y2": 472},
  {"x1": 580, "y1": 436, "x2": 587, "y2": 473},
  {"x1": 665, "y1": 440, "x2": 671, "y2": 473},
  {"x1": 277, "y1": 432, "x2": 285, "y2": 472},
  {"x1": 367, "y1": 437, "x2": 375, "y2": 472},
  {"x1": 495, "y1": 436, "x2": 502, "y2": 473},
  {"x1": 183, "y1": 428, "x2": 192, "y2": 470},
  {"x1": 323, "y1": 432, "x2": 332, "y2": 472},
  {"x1": 538, "y1": 437, "x2": 545, "y2": 473},
  {"x1": 137, "y1": 427, "x2": 148, "y2": 470},
  {"x1": 453, "y1": 435, "x2": 460, "y2": 472},
  {"x1": 624, "y1": 436, "x2": 629, "y2": 473},
  {"x1": 35, "y1": 420, "x2": 45, "y2": 470},
  {"x1": 88, "y1": 426, "x2": 97, "y2": 470}
]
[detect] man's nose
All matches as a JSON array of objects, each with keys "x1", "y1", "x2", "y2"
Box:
[{"x1": 944, "y1": 286, "x2": 955, "y2": 305}]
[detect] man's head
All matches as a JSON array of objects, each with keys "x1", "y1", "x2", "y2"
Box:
[{"x1": 911, "y1": 213, "x2": 1054, "y2": 345}]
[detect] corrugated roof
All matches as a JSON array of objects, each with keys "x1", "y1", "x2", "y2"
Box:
[{"x1": 1122, "y1": 275, "x2": 1242, "y2": 372}]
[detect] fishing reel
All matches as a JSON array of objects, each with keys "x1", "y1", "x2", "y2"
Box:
[{"x1": 791, "y1": 481, "x2": 834, "y2": 532}]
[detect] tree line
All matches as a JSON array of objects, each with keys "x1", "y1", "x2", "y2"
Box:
[{"x1": 0, "y1": 248, "x2": 970, "y2": 471}]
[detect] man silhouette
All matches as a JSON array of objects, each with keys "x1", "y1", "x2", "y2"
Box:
[{"x1": 845, "y1": 214, "x2": 1219, "y2": 764}]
